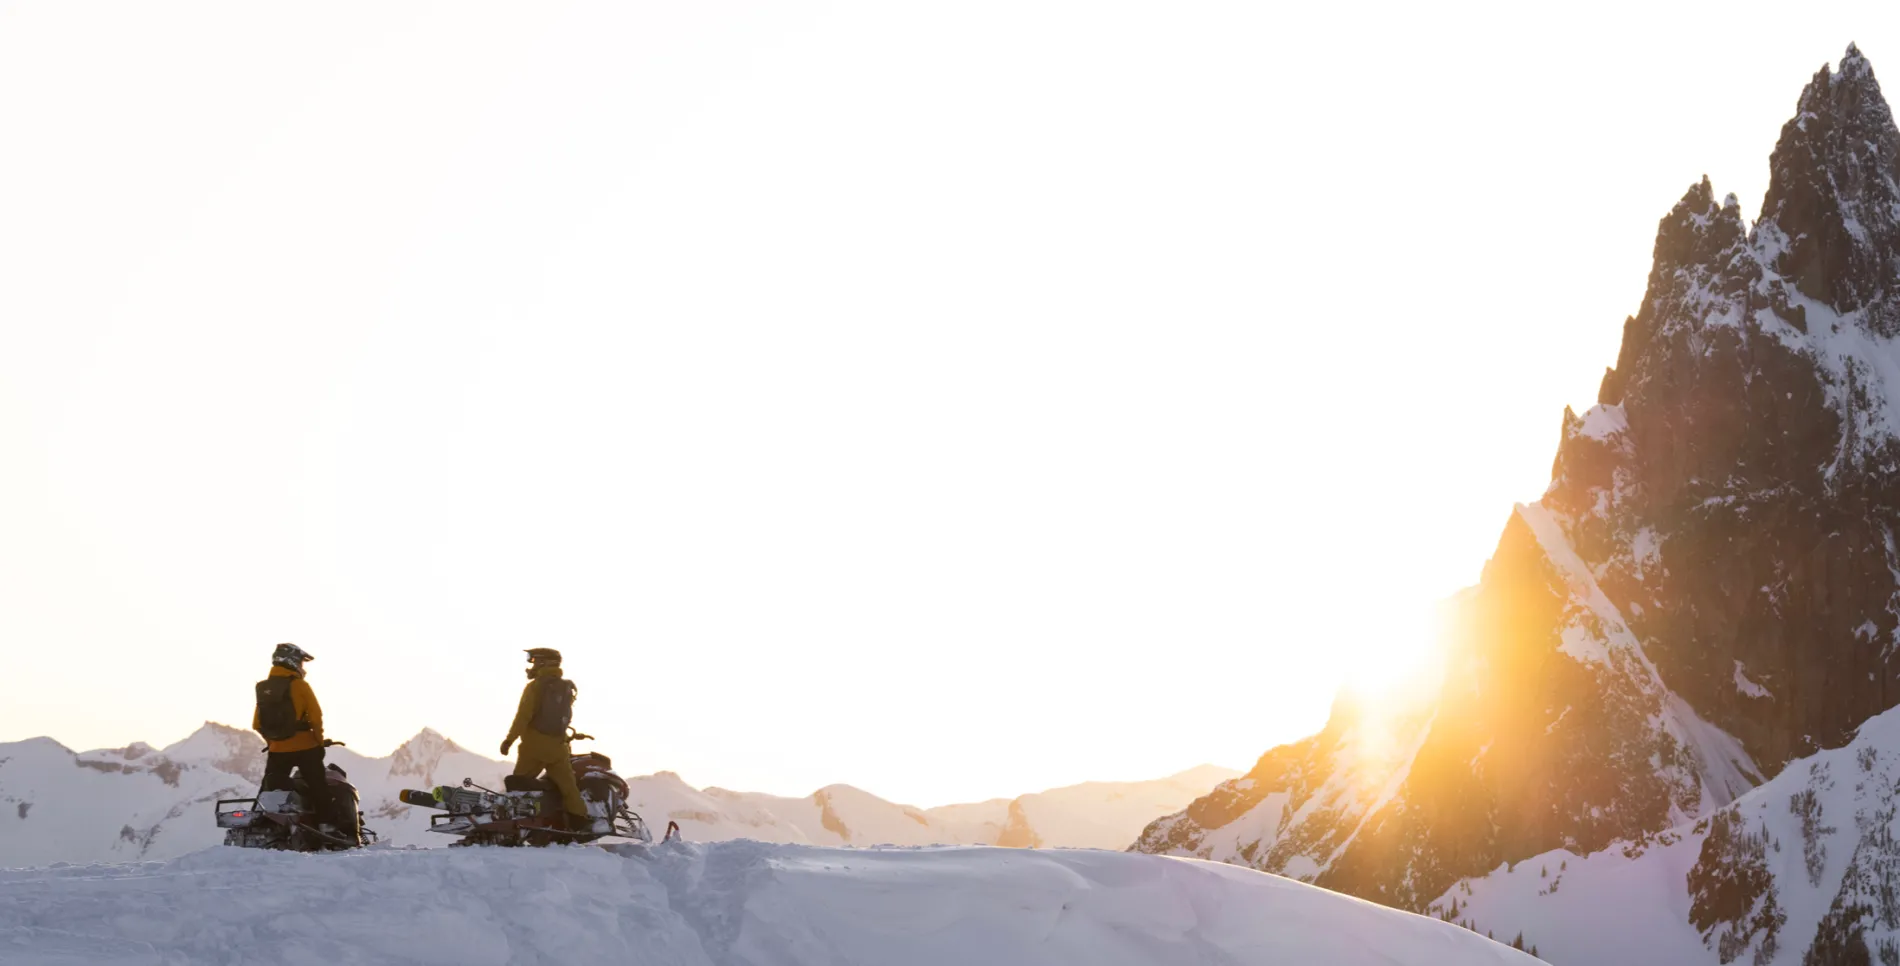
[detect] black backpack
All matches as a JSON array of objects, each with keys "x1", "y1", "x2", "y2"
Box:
[
  {"x1": 531, "y1": 677, "x2": 577, "y2": 737},
  {"x1": 255, "y1": 677, "x2": 310, "y2": 742}
]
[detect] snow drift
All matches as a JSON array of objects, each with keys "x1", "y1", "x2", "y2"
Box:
[{"x1": 0, "y1": 841, "x2": 1536, "y2": 965}]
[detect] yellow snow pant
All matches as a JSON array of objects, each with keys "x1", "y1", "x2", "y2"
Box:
[{"x1": 514, "y1": 731, "x2": 587, "y2": 820}]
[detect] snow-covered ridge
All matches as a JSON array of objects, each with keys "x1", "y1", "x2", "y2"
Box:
[
  {"x1": 0, "y1": 841, "x2": 1539, "y2": 965},
  {"x1": 1134, "y1": 500, "x2": 1760, "y2": 910},
  {"x1": 0, "y1": 723, "x2": 1234, "y2": 866},
  {"x1": 1441, "y1": 700, "x2": 1900, "y2": 965},
  {"x1": 1130, "y1": 678, "x2": 1442, "y2": 891},
  {"x1": 1515, "y1": 502, "x2": 1761, "y2": 815}
]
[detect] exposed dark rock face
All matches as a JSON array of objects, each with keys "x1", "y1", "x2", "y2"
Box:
[
  {"x1": 77, "y1": 722, "x2": 266, "y2": 787},
  {"x1": 387, "y1": 728, "x2": 464, "y2": 780},
  {"x1": 1137, "y1": 44, "x2": 1900, "y2": 932},
  {"x1": 1139, "y1": 504, "x2": 1757, "y2": 911},
  {"x1": 1760, "y1": 46, "x2": 1900, "y2": 334},
  {"x1": 812, "y1": 788, "x2": 852, "y2": 843},
  {"x1": 995, "y1": 799, "x2": 1045, "y2": 849},
  {"x1": 1558, "y1": 44, "x2": 1900, "y2": 774}
]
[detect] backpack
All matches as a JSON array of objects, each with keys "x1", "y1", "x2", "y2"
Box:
[
  {"x1": 255, "y1": 677, "x2": 310, "y2": 742},
  {"x1": 531, "y1": 677, "x2": 577, "y2": 737}
]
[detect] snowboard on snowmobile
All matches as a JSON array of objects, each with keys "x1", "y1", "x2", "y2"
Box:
[
  {"x1": 400, "y1": 735, "x2": 672, "y2": 847},
  {"x1": 215, "y1": 740, "x2": 378, "y2": 851}
]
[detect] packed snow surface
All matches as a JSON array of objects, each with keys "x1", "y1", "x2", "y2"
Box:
[{"x1": 0, "y1": 841, "x2": 1537, "y2": 965}]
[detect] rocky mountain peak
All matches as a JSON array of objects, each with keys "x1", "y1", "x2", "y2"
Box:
[
  {"x1": 1656, "y1": 176, "x2": 1745, "y2": 262},
  {"x1": 1137, "y1": 45, "x2": 1900, "y2": 936},
  {"x1": 1760, "y1": 45, "x2": 1900, "y2": 328},
  {"x1": 165, "y1": 721, "x2": 261, "y2": 759},
  {"x1": 397, "y1": 727, "x2": 456, "y2": 751},
  {"x1": 1548, "y1": 47, "x2": 1900, "y2": 773},
  {"x1": 387, "y1": 727, "x2": 466, "y2": 779},
  {"x1": 1801, "y1": 43, "x2": 1880, "y2": 108}
]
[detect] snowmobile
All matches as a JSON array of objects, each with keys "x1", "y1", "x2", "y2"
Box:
[
  {"x1": 215, "y1": 740, "x2": 378, "y2": 851},
  {"x1": 400, "y1": 733, "x2": 675, "y2": 847}
]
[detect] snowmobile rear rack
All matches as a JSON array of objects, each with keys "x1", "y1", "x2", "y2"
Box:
[
  {"x1": 215, "y1": 798, "x2": 259, "y2": 829},
  {"x1": 399, "y1": 743, "x2": 660, "y2": 847},
  {"x1": 215, "y1": 738, "x2": 377, "y2": 852}
]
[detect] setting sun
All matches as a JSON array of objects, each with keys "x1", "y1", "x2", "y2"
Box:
[{"x1": 1337, "y1": 600, "x2": 1453, "y2": 706}]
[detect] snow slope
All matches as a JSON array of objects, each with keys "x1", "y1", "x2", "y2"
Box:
[
  {"x1": 1438, "y1": 700, "x2": 1900, "y2": 964},
  {"x1": 0, "y1": 724, "x2": 1232, "y2": 865},
  {"x1": 0, "y1": 841, "x2": 1539, "y2": 965}
]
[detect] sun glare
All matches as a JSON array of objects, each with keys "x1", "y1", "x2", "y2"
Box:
[{"x1": 1338, "y1": 602, "x2": 1450, "y2": 707}]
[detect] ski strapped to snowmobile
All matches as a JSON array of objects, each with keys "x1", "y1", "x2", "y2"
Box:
[
  {"x1": 215, "y1": 740, "x2": 378, "y2": 851},
  {"x1": 400, "y1": 733, "x2": 678, "y2": 847}
]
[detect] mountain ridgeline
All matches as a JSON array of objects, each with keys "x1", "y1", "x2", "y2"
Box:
[
  {"x1": 0, "y1": 722, "x2": 1233, "y2": 867},
  {"x1": 1136, "y1": 45, "x2": 1900, "y2": 962}
]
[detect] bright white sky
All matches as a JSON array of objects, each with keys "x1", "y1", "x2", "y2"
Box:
[{"x1": 0, "y1": 1, "x2": 1893, "y2": 806}]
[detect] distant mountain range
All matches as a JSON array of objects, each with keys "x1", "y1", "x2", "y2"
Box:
[{"x1": 0, "y1": 721, "x2": 1233, "y2": 866}]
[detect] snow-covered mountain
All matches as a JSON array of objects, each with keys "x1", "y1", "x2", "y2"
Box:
[
  {"x1": 0, "y1": 721, "x2": 1231, "y2": 866},
  {"x1": 0, "y1": 840, "x2": 1538, "y2": 965},
  {"x1": 1441, "y1": 700, "x2": 1900, "y2": 965},
  {"x1": 1136, "y1": 44, "x2": 1900, "y2": 964},
  {"x1": 921, "y1": 764, "x2": 1240, "y2": 850},
  {"x1": 0, "y1": 723, "x2": 506, "y2": 865}
]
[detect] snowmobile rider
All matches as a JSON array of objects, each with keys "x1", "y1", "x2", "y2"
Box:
[
  {"x1": 502, "y1": 648, "x2": 590, "y2": 830},
  {"x1": 252, "y1": 643, "x2": 336, "y2": 828}
]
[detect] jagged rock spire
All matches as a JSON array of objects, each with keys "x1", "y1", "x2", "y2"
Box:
[
  {"x1": 1646, "y1": 176, "x2": 1747, "y2": 287},
  {"x1": 1759, "y1": 45, "x2": 1900, "y2": 328},
  {"x1": 1598, "y1": 175, "x2": 1753, "y2": 419},
  {"x1": 1133, "y1": 46, "x2": 1900, "y2": 955}
]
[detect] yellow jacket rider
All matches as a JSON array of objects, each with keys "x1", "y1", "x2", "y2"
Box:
[
  {"x1": 251, "y1": 643, "x2": 336, "y2": 828},
  {"x1": 502, "y1": 648, "x2": 590, "y2": 828}
]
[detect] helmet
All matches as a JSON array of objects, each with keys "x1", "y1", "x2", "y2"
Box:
[
  {"x1": 523, "y1": 648, "x2": 561, "y2": 678},
  {"x1": 272, "y1": 643, "x2": 315, "y2": 672}
]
